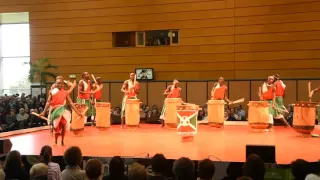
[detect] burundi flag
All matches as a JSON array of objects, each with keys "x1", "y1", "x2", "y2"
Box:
[{"x1": 177, "y1": 110, "x2": 198, "y2": 136}]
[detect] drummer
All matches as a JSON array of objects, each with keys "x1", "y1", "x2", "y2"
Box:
[
  {"x1": 159, "y1": 79, "x2": 181, "y2": 127},
  {"x1": 259, "y1": 76, "x2": 276, "y2": 131},
  {"x1": 120, "y1": 73, "x2": 140, "y2": 128},
  {"x1": 91, "y1": 77, "x2": 103, "y2": 126},
  {"x1": 273, "y1": 74, "x2": 287, "y2": 119},
  {"x1": 211, "y1": 77, "x2": 232, "y2": 104},
  {"x1": 309, "y1": 84, "x2": 320, "y2": 121}
]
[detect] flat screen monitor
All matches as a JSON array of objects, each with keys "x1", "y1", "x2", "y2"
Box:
[{"x1": 135, "y1": 68, "x2": 154, "y2": 80}]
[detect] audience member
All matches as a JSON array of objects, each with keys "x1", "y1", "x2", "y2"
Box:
[
  {"x1": 61, "y1": 146, "x2": 86, "y2": 180},
  {"x1": 291, "y1": 159, "x2": 311, "y2": 180},
  {"x1": 172, "y1": 157, "x2": 194, "y2": 180},
  {"x1": 30, "y1": 163, "x2": 48, "y2": 180},
  {"x1": 242, "y1": 154, "x2": 265, "y2": 180},
  {"x1": 149, "y1": 154, "x2": 168, "y2": 180},
  {"x1": 103, "y1": 156, "x2": 127, "y2": 180},
  {"x1": 40, "y1": 145, "x2": 61, "y2": 180},
  {"x1": 198, "y1": 159, "x2": 215, "y2": 180},
  {"x1": 128, "y1": 163, "x2": 147, "y2": 180},
  {"x1": 0, "y1": 168, "x2": 5, "y2": 180},
  {"x1": 85, "y1": 159, "x2": 102, "y2": 180},
  {"x1": 4, "y1": 150, "x2": 29, "y2": 180}
]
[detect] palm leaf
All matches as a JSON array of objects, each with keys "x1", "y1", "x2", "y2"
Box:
[
  {"x1": 40, "y1": 72, "x2": 57, "y2": 84},
  {"x1": 44, "y1": 64, "x2": 58, "y2": 70}
]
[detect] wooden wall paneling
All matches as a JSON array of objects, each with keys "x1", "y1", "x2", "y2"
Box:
[
  {"x1": 47, "y1": 54, "x2": 235, "y2": 66},
  {"x1": 298, "y1": 80, "x2": 320, "y2": 102},
  {"x1": 138, "y1": 82, "x2": 147, "y2": 106},
  {"x1": 282, "y1": 80, "x2": 296, "y2": 106},
  {"x1": 30, "y1": 1, "x2": 227, "y2": 20},
  {"x1": 110, "y1": 83, "x2": 123, "y2": 109},
  {"x1": 235, "y1": 2, "x2": 320, "y2": 16},
  {"x1": 235, "y1": 31, "x2": 320, "y2": 44},
  {"x1": 182, "y1": 27, "x2": 235, "y2": 37},
  {"x1": 235, "y1": 69, "x2": 320, "y2": 79},
  {"x1": 101, "y1": 83, "x2": 110, "y2": 102},
  {"x1": 250, "y1": 81, "x2": 263, "y2": 101},
  {"x1": 228, "y1": 81, "x2": 250, "y2": 111},
  {"x1": 31, "y1": 9, "x2": 234, "y2": 27},
  {"x1": 31, "y1": 33, "x2": 112, "y2": 43},
  {"x1": 32, "y1": 44, "x2": 234, "y2": 58},
  {"x1": 55, "y1": 62, "x2": 234, "y2": 74},
  {"x1": 235, "y1": 51, "x2": 320, "y2": 62},
  {"x1": 147, "y1": 82, "x2": 166, "y2": 107},
  {"x1": 235, "y1": 0, "x2": 316, "y2": 7},
  {"x1": 187, "y1": 82, "x2": 207, "y2": 106},
  {"x1": 32, "y1": 41, "x2": 113, "y2": 51},
  {"x1": 179, "y1": 82, "x2": 187, "y2": 102},
  {"x1": 181, "y1": 35, "x2": 234, "y2": 46},
  {"x1": 235, "y1": 59, "x2": 320, "y2": 70}
]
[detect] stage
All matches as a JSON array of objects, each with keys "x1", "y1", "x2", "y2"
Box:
[{"x1": 6, "y1": 124, "x2": 320, "y2": 164}]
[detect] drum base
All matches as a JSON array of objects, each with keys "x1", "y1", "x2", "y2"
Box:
[
  {"x1": 166, "y1": 123, "x2": 177, "y2": 129},
  {"x1": 181, "y1": 136, "x2": 194, "y2": 142},
  {"x1": 96, "y1": 127, "x2": 109, "y2": 131},
  {"x1": 209, "y1": 122, "x2": 224, "y2": 128},
  {"x1": 126, "y1": 124, "x2": 139, "y2": 129},
  {"x1": 71, "y1": 128, "x2": 84, "y2": 136},
  {"x1": 293, "y1": 125, "x2": 314, "y2": 137},
  {"x1": 249, "y1": 123, "x2": 269, "y2": 130}
]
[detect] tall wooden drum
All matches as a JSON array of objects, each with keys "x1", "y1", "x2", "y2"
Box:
[
  {"x1": 95, "y1": 102, "x2": 111, "y2": 129},
  {"x1": 292, "y1": 101, "x2": 317, "y2": 137},
  {"x1": 207, "y1": 100, "x2": 225, "y2": 128},
  {"x1": 125, "y1": 99, "x2": 140, "y2": 128},
  {"x1": 248, "y1": 101, "x2": 269, "y2": 131},
  {"x1": 165, "y1": 98, "x2": 182, "y2": 128},
  {"x1": 176, "y1": 104, "x2": 199, "y2": 142},
  {"x1": 71, "y1": 104, "x2": 88, "y2": 136}
]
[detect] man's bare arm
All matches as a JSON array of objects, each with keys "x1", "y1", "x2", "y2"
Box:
[
  {"x1": 163, "y1": 86, "x2": 172, "y2": 95},
  {"x1": 121, "y1": 81, "x2": 128, "y2": 93},
  {"x1": 66, "y1": 95, "x2": 82, "y2": 115}
]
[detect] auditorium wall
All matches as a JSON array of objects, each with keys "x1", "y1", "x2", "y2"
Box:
[{"x1": 2, "y1": 0, "x2": 320, "y2": 107}]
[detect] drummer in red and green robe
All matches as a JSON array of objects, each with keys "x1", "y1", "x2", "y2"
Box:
[
  {"x1": 259, "y1": 76, "x2": 276, "y2": 131},
  {"x1": 160, "y1": 79, "x2": 181, "y2": 127},
  {"x1": 273, "y1": 74, "x2": 287, "y2": 119},
  {"x1": 77, "y1": 72, "x2": 95, "y2": 123},
  {"x1": 40, "y1": 78, "x2": 82, "y2": 146},
  {"x1": 120, "y1": 73, "x2": 140, "y2": 128},
  {"x1": 91, "y1": 77, "x2": 104, "y2": 126},
  {"x1": 211, "y1": 77, "x2": 232, "y2": 103},
  {"x1": 309, "y1": 85, "x2": 320, "y2": 122}
]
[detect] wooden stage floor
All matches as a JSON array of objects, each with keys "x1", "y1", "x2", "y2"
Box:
[{"x1": 7, "y1": 124, "x2": 320, "y2": 164}]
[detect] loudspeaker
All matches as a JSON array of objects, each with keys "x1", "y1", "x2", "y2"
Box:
[
  {"x1": 0, "y1": 139, "x2": 12, "y2": 155},
  {"x1": 246, "y1": 145, "x2": 276, "y2": 163}
]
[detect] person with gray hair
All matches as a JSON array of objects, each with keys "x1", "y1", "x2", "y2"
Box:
[
  {"x1": 30, "y1": 163, "x2": 48, "y2": 180},
  {"x1": 128, "y1": 163, "x2": 147, "y2": 180}
]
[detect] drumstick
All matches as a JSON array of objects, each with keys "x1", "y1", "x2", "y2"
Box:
[
  {"x1": 308, "y1": 82, "x2": 312, "y2": 101},
  {"x1": 279, "y1": 116, "x2": 291, "y2": 127},
  {"x1": 229, "y1": 98, "x2": 244, "y2": 105},
  {"x1": 91, "y1": 74, "x2": 97, "y2": 84},
  {"x1": 31, "y1": 112, "x2": 50, "y2": 122}
]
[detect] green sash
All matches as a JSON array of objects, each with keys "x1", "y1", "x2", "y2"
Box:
[
  {"x1": 265, "y1": 100, "x2": 276, "y2": 118},
  {"x1": 76, "y1": 97, "x2": 95, "y2": 116}
]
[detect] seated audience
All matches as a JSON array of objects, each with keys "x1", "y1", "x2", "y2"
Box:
[
  {"x1": 149, "y1": 154, "x2": 168, "y2": 180},
  {"x1": 85, "y1": 159, "x2": 102, "y2": 180},
  {"x1": 40, "y1": 145, "x2": 61, "y2": 180},
  {"x1": 128, "y1": 163, "x2": 147, "y2": 180},
  {"x1": 291, "y1": 159, "x2": 311, "y2": 180},
  {"x1": 198, "y1": 159, "x2": 215, "y2": 180},
  {"x1": 16, "y1": 108, "x2": 29, "y2": 129},
  {"x1": 5, "y1": 108, "x2": 17, "y2": 131},
  {"x1": 242, "y1": 154, "x2": 265, "y2": 180},
  {"x1": 0, "y1": 168, "x2": 5, "y2": 180},
  {"x1": 61, "y1": 146, "x2": 86, "y2": 180},
  {"x1": 30, "y1": 163, "x2": 48, "y2": 180},
  {"x1": 172, "y1": 157, "x2": 194, "y2": 180},
  {"x1": 4, "y1": 150, "x2": 29, "y2": 180},
  {"x1": 103, "y1": 156, "x2": 127, "y2": 180}
]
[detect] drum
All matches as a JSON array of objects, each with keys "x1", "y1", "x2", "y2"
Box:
[
  {"x1": 165, "y1": 98, "x2": 182, "y2": 128},
  {"x1": 71, "y1": 103, "x2": 88, "y2": 136},
  {"x1": 207, "y1": 100, "x2": 225, "y2": 128},
  {"x1": 125, "y1": 99, "x2": 140, "y2": 128},
  {"x1": 176, "y1": 104, "x2": 199, "y2": 142},
  {"x1": 292, "y1": 101, "x2": 317, "y2": 137},
  {"x1": 247, "y1": 101, "x2": 269, "y2": 131},
  {"x1": 95, "y1": 102, "x2": 111, "y2": 129}
]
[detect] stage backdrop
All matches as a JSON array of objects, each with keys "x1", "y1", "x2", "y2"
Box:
[
  {"x1": 47, "y1": 79, "x2": 320, "y2": 111},
  {"x1": 1, "y1": 0, "x2": 319, "y2": 81}
]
